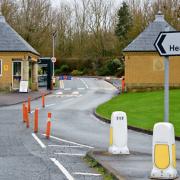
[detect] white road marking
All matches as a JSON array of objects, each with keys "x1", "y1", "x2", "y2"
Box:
[
  {"x1": 80, "y1": 78, "x2": 89, "y2": 89},
  {"x1": 42, "y1": 134, "x2": 94, "y2": 149},
  {"x1": 48, "y1": 145, "x2": 85, "y2": 148},
  {"x1": 45, "y1": 103, "x2": 56, "y2": 107},
  {"x1": 73, "y1": 172, "x2": 101, "y2": 176},
  {"x1": 77, "y1": 88, "x2": 85, "y2": 90},
  {"x1": 32, "y1": 133, "x2": 46, "y2": 149},
  {"x1": 90, "y1": 114, "x2": 107, "y2": 125},
  {"x1": 72, "y1": 91, "x2": 79, "y2": 95},
  {"x1": 59, "y1": 80, "x2": 64, "y2": 89},
  {"x1": 56, "y1": 91, "x2": 63, "y2": 95},
  {"x1": 55, "y1": 152, "x2": 85, "y2": 157},
  {"x1": 64, "y1": 88, "x2": 72, "y2": 91},
  {"x1": 50, "y1": 158, "x2": 74, "y2": 180}
]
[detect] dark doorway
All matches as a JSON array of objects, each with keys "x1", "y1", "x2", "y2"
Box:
[{"x1": 38, "y1": 57, "x2": 53, "y2": 90}]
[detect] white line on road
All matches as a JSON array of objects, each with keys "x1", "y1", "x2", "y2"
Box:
[
  {"x1": 42, "y1": 134, "x2": 94, "y2": 149},
  {"x1": 90, "y1": 114, "x2": 107, "y2": 125},
  {"x1": 59, "y1": 80, "x2": 64, "y2": 89},
  {"x1": 48, "y1": 145, "x2": 86, "y2": 148},
  {"x1": 54, "y1": 152, "x2": 85, "y2": 157},
  {"x1": 80, "y1": 78, "x2": 89, "y2": 89},
  {"x1": 45, "y1": 103, "x2": 56, "y2": 107},
  {"x1": 77, "y1": 87, "x2": 85, "y2": 90},
  {"x1": 73, "y1": 172, "x2": 101, "y2": 176},
  {"x1": 64, "y1": 88, "x2": 72, "y2": 91},
  {"x1": 50, "y1": 158, "x2": 74, "y2": 180},
  {"x1": 32, "y1": 133, "x2": 46, "y2": 149},
  {"x1": 72, "y1": 91, "x2": 79, "y2": 95}
]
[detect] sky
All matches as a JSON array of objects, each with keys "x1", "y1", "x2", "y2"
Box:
[{"x1": 51, "y1": 0, "x2": 122, "y2": 8}]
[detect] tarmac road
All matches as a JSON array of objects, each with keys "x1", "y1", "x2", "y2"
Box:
[{"x1": 1, "y1": 77, "x2": 180, "y2": 179}]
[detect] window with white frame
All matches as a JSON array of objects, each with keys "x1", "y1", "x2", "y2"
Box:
[{"x1": 0, "y1": 60, "x2": 2, "y2": 76}]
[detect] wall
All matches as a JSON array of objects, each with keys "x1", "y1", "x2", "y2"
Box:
[
  {"x1": 0, "y1": 52, "x2": 39, "y2": 91},
  {"x1": 124, "y1": 52, "x2": 180, "y2": 91}
]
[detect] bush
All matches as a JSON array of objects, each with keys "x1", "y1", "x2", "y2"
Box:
[
  {"x1": 55, "y1": 64, "x2": 70, "y2": 75},
  {"x1": 71, "y1": 70, "x2": 83, "y2": 76}
]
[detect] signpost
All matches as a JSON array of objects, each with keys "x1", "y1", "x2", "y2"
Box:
[{"x1": 154, "y1": 31, "x2": 180, "y2": 122}]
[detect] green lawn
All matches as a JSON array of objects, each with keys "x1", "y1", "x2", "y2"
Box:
[{"x1": 96, "y1": 89, "x2": 180, "y2": 136}]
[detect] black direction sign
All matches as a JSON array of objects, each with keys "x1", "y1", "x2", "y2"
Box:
[{"x1": 154, "y1": 31, "x2": 180, "y2": 56}]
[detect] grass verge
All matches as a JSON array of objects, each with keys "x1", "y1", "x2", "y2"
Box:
[
  {"x1": 96, "y1": 89, "x2": 180, "y2": 136},
  {"x1": 84, "y1": 156, "x2": 115, "y2": 180}
]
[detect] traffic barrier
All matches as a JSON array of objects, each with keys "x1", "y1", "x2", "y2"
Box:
[
  {"x1": 26, "y1": 106, "x2": 29, "y2": 128},
  {"x1": 28, "y1": 97, "x2": 31, "y2": 113},
  {"x1": 22, "y1": 103, "x2": 26, "y2": 123},
  {"x1": 24, "y1": 105, "x2": 28, "y2": 123},
  {"x1": 46, "y1": 112, "x2": 51, "y2": 139},
  {"x1": 151, "y1": 122, "x2": 177, "y2": 179},
  {"x1": 108, "y1": 111, "x2": 129, "y2": 154},
  {"x1": 42, "y1": 94, "x2": 45, "y2": 108},
  {"x1": 34, "y1": 108, "x2": 38, "y2": 133}
]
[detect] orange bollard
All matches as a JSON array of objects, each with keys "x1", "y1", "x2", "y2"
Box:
[
  {"x1": 26, "y1": 106, "x2": 29, "y2": 128},
  {"x1": 121, "y1": 78, "x2": 125, "y2": 93},
  {"x1": 34, "y1": 108, "x2": 38, "y2": 133},
  {"x1": 28, "y1": 97, "x2": 31, "y2": 113},
  {"x1": 42, "y1": 94, "x2": 45, "y2": 108},
  {"x1": 46, "y1": 112, "x2": 51, "y2": 139},
  {"x1": 22, "y1": 103, "x2": 26, "y2": 123},
  {"x1": 24, "y1": 105, "x2": 28, "y2": 123}
]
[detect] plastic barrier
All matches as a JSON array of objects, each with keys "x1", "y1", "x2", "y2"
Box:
[{"x1": 108, "y1": 111, "x2": 129, "y2": 154}]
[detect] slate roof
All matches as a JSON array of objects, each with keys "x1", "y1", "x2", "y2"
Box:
[
  {"x1": 123, "y1": 13, "x2": 176, "y2": 52},
  {"x1": 0, "y1": 15, "x2": 40, "y2": 56}
]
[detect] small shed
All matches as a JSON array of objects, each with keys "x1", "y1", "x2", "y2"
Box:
[
  {"x1": 0, "y1": 13, "x2": 40, "y2": 91},
  {"x1": 123, "y1": 12, "x2": 180, "y2": 91}
]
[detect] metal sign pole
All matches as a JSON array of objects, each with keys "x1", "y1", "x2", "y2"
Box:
[
  {"x1": 52, "y1": 34, "x2": 55, "y2": 77},
  {"x1": 164, "y1": 56, "x2": 169, "y2": 122}
]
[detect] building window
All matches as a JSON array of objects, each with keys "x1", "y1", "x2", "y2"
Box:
[{"x1": 0, "y1": 60, "x2": 2, "y2": 76}]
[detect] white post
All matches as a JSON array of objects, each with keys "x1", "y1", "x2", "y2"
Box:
[
  {"x1": 108, "y1": 111, "x2": 129, "y2": 154},
  {"x1": 151, "y1": 122, "x2": 177, "y2": 179}
]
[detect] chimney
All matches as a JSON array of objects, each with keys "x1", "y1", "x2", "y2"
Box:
[{"x1": 155, "y1": 11, "x2": 165, "y2": 22}]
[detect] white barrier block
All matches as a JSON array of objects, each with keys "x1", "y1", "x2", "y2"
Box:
[
  {"x1": 151, "y1": 122, "x2": 178, "y2": 179},
  {"x1": 108, "y1": 111, "x2": 129, "y2": 154}
]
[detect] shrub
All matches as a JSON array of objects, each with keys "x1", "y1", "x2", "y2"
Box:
[{"x1": 71, "y1": 70, "x2": 83, "y2": 76}]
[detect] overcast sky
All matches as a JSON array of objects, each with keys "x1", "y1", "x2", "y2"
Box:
[{"x1": 51, "y1": 0, "x2": 122, "y2": 8}]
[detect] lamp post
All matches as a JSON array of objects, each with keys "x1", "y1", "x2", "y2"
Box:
[{"x1": 51, "y1": 31, "x2": 57, "y2": 87}]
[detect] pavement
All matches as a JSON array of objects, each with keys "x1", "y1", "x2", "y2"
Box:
[
  {"x1": 87, "y1": 150, "x2": 180, "y2": 180},
  {"x1": 0, "y1": 88, "x2": 51, "y2": 106}
]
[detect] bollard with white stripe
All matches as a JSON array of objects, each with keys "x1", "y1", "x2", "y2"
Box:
[
  {"x1": 151, "y1": 122, "x2": 177, "y2": 179},
  {"x1": 108, "y1": 111, "x2": 129, "y2": 154}
]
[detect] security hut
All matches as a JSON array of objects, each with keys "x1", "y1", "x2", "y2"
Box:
[
  {"x1": 123, "y1": 12, "x2": 179, "y2": 91},
  {"x1": 0, "y1": 13, "x2": 40, "y2": 91}
]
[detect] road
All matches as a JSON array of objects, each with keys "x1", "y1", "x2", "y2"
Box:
[{"x1": 0, "y1": 77, "x2": 180, "y2": 179}]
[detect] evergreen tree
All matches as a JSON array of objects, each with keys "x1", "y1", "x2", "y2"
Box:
[{"x1": 115, "y1": 1, "x2": 132, "y2": 48}]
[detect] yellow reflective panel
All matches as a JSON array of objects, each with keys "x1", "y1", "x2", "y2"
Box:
[
  {"x1": 172, "y1": 144, "x2": 176, "y2": 168},
  {"x1": 154, "y1": 144, "x2": 170, "y2": 169},
  {"x1": 109, "y1": 127, "x2": 113, "y2": 146}
]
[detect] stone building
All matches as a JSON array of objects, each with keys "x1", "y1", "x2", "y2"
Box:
[
  {"x1": 123, "y1": 12, "x2": 180, "y2": 91},
  {"x1": 0, "y1": 13, "x2": 40, "y2": 91}
]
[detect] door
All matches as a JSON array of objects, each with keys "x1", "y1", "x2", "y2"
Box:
[{"x1": 12, "y1": 61, "x2": 22, "y2": 89}]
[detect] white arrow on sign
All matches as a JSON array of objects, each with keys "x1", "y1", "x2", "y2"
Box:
[{"x1": 154, "y1": 31, "x2": 180, "y2": 56}]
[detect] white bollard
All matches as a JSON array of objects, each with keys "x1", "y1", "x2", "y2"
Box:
[
  {"x1": 108, "y1": 111, "x2": 129, "y2": 154},
  {"x1": 151, "y1": 122, "x2": 177, "y2": 179}
]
